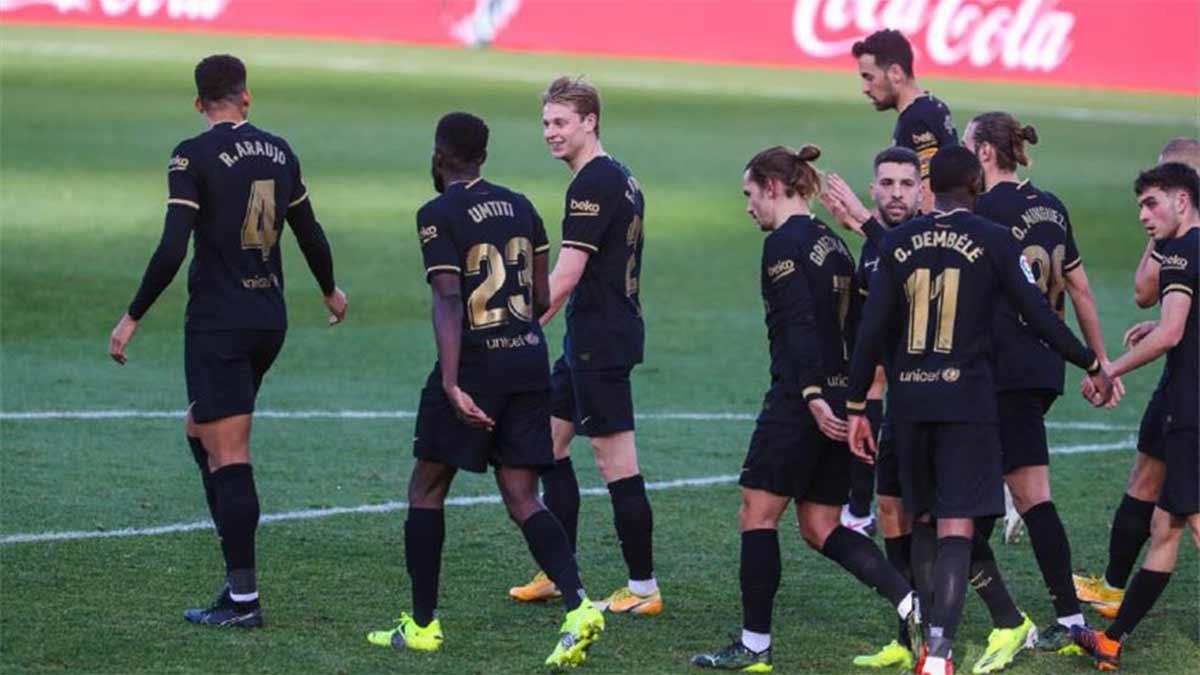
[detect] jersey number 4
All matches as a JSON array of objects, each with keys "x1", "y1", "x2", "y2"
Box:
[
  {"x1": 465, "y1": 237, "x2": 534, "y2": 330},
  {"x1": 241, "y1": 179, "x2": 278, "y2": 262}
]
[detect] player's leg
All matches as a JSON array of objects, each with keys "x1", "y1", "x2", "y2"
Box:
[
  {"x1": 844, "y1": 399, "x2": 884, "y2": 536},
  {"x1": 969, "y1": 517, "x2": 1038, "y2": 674},
  {"x1": 691, "y1": 486, "x2": 789, "y2": 671},
  {"x1": 1076, "y1": 393, "x2": 1167, "y2": 612},
  {"x1": 185, "y1": 408, "x2": 224, "y2": 568},
  {"x1": 512, "y1": 357, "x2": 578, "y2": 602},
  {"x1": 579, "y1": 367, "x2": 659, "y2": 614}
]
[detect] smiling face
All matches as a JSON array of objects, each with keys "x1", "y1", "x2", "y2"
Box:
[
  {"x1": 871, "y1": 161, "x2": 922, "y2": 225},
  {"x1": 542, "y1": 101, "x2": 595, "y2": 163},
  {"x1": 857, "y1": 54, "x2": 898, "y2": 111},
  {"x1": 1137, "y1": 187, "x2": 1185, "y2": 240}
]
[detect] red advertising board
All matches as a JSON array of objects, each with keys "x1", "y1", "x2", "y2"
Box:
[{"x1": 2, "y1": 1, "x2": 1197, "y2": 94}]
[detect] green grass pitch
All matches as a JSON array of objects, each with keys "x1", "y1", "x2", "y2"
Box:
[{"x1": 1, "y1": 24, "x2": 1197, "y2": 673}]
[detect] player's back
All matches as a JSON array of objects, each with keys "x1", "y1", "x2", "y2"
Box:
[
  {"x1": 418, "y1": 179, "x2": 551, "y2": 393},
  {"x1": 762, "y1": 216, "x2": 857, "y2": 405},
  {"x1": 874, "y1": 209, "x2": 1019, "y2": 422},
  {"x1": 1159, "y1": 228, "x2": 1199, "y2": 429},
  {"x1": 977, "y1": 180, "x2": 1080, "y2": 393},
  {"x1": 893, "y1": 94, "x2": 958, "y2": 176},
  {"x1": 170, "y1": 121, "x2": 305, "y2": 331}
]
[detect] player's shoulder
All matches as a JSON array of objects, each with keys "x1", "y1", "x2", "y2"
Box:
[
  {"x1": 570, "y1": 155, "x2": 627, "y2": 192},
  {"x1": 1160, "y1": 229, "x2": 1199, "y2": 273},
  {"x1": 416, "y1": 193, "x2": 455, "y2": 225}
]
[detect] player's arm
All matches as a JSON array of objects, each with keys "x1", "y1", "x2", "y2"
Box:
[
  {"x1": 541, "y1": 174, "x2": 614, "y2": 325},
  {"x1": 820, "y1": 173, "x2": 886, "y2": 242},
  {"x1": 1065, "y1": 261, "x2": 1123, "y2": 406},
  {"x1": 283, "y1": 153, "x2": 345, "y2": 323},
  {"x1": 845, "y1": 250, "x2": 900, "y2": 459},
  {"x1": 1107, "y1": 293, "x2": 1190, "y2": 377},
  {"x1": 530, "y1": 202, "x2": 552, "y2": 317},
  {"x1": 1133, "y1": 239, "x2": 1164, "y2": 308},
  {"x1": 110, "y1": 202, "x2": 197, "y2": 364}
]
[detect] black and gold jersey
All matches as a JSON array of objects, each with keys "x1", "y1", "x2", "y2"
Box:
[
  {"x1": 847, "y1": 210, "x2": 1096, "y2": 423},
  {"x1": 976, "y1": 180, "x2": 1082, "y2": 393},
  {"x1": 560, "y1": 155, "x2": 645, "y2": 370},
  {"x1": 1158, "y1": 228, "x2": 1199, "y2": 430},
  {"x1": 761, "y1": 215, "x2": 857, "y2": 407},
  {"x1": 417, "y1": 179, "x2": 551, "y2": 393},
  {"x1": 894, "y1": 94, "x2": 958, "y2": 180}
]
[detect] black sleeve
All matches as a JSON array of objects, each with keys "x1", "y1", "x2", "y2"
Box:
[
  {"x1": 861, "y1": 217, "x2": 887, "y2": 246},
  {"x1": 763, "y1": 236, "x2": 824, "y2": 397},
  {"x1": 561, "y1": 171, "x2": 616, "y2": 254},
  {"x1": 1151, "y1": 237, "x2": 1169, "y2": 263},
  {"x1": 128, "y1": 204, "x2": 196, "y2": 319},
  {"x1": 997, "y1": 234, "x2": 1097, "y2": 371},
  {"x1": 286, "y1": 198, "x2": 336, "y2": 295},
  {"x1": 417, "y1": 203, "x2": 461, "y2": 281},
  {"x1": 847, "y1": 243, "x2": 901, "y2": 412}
]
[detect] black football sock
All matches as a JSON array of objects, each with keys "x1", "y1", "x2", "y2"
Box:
[
  {"x1": 928, "y1": 536, "x2": 972, "y2": 658},
  {"x1": 821, "y1": 526, "x2": 912, "y2": 607},
  {"x1": 911, "y1": 521, "x2": 937, "y2": 626},
  {"x1": 849, "y1": 462, "x2": 875, "y2": 518},
  {"x1": 520, "y1": 509, "x2": 585, "y2": 612},
  {"x1": 542, "y1": 458, "x2": 580, "y2": 554},
  {"x1": 1022, "y1": 501, "x2": 1082, "y2": 618},
  {"x1": 211, "y1": 463, "x2": 260, "y2": 605},
  {"x1": 741, "y1": 529, "x2": 781, "y2": 635},
  {"x1": 608, "y1": 475, "x2": 654, "y2": 581},
  {"x1": 969, "y1": 527, "x2": 1023, "y2": 629},
  {"x1": 405, "y1": 507, "x2": 445, "y2": 627},
  {"x1": 1106, "y1": 569, "x2": 1171, "y2": 642},
  {"x1": 885, "y1": 535, "x2": 914, "y2": 648},
  {"x1": 187, "y1": 436, "x2": 230, "y2": 574},
  {"x1": 1105, "y1": 495, "x2": 1155, "y2": 589}
]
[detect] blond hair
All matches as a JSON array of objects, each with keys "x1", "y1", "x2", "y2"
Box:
[{"x1": 542, "y1": 76, "x2": 602, "y2": 136}]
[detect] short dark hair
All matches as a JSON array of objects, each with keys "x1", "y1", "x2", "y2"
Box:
[
  {"x1": 194, "y1": 54, "x2": 246, "y2": 105},
  {"x1": 1135, "y1": 162, "x2": 1200, "y2": 210},
  {"x1": 929, "y1": 146, "x2": 982, "y2": 194},
  {"x1": 436, "y1": 112, "x2": 489, "y2": 167},
  {"x1": 873, "y1": 146, "x2": 921, "y2": 176},
  {"x1": 851, "y1": 30, "x2": 914, "y2": 78}
]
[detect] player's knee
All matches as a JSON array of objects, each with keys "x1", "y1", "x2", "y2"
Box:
[
  {"x1": 738, "y1": 500, "x2": 779, "y2": 532},
  {"x1": 1127, "y1": 456, "x2": 1166, "y2": 500},
  {"x1": 505, "y1": 496, "x2": 544, "y2": 525},
  {"x1": 1149, "y1": 511, "x2": 1183, "y2": 544},
  {"x1": 878, "y1": 496, "x2": 903, "y2": 520}
]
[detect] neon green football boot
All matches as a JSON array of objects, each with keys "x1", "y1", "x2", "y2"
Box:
[
  {"x1": 852, "y1": 640, "x2": 914, "y2": 669},
  {"x1": 366, "y1": 612, "x2": 443, "y2": 652},
  {"x1": 973, "y1": 613, "x2": 1037, "y2": 673},
  {"x1": 545, "y1": 599, "x2": 605, "y2": 669}
]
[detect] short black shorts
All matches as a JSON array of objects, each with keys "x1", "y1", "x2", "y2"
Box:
[
  {"x1": 413, "y1": 381, "x2": 553, "y2": 474},
  {"x1": 549, "y1": 356, "x2": 634, "y2": 437},
  {"x1": 875, "y1": 415, "x2": 903, "y2": 498},
  {"x1": 185, "y1": 329, "x2": 285, "y2": 424},
  {"x1": 1137, "y1": 385, "x2": 1169, "y2": 462},
  {"x1": 997, "y1": 389, "x2": 1057, "y2": 473},
  {"x1": 1158, "y1": 427, "x2": 1199, "y2": 517},
  {"x1": 890, "y1": 421, "x2": 1004, "y2": 519},
  {"x1": 739, "y1": 390, "x2": 850, "y2": 505}
]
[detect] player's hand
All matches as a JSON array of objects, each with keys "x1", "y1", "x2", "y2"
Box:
[
  {"x1": 1083, "y1": 367, "x2": 1115, "y2": 408},
  {"x1": 108, "y1": 313, "x2": 139, "y2": 365},
  {"x1": 807, "y1": 397, "x2": 848, "y2": 442},
  {"x1": 324, "y1": 286, "x2": 348, "y2": 325},
  {"x1": 1123, "y1": 320, "x2": 1157, "y2": 348},
  {"x1": 1101, "y1": 359, "x2": 1125, "y2": 409},
  {"x1": 444, "y1": 384, "x2": 495, "y2": 430},
  {"x1": 822, "y1": 173, "x2": 872, "y2": 231},
  {"x1": 847, "y1": 414, "x2": 877, "y2": 463}
]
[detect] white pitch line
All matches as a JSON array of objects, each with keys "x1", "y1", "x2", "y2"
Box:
[
  {"x1": 0, "y1": 439, "x2": 1136, "y2": 546},
  {"x1": 0, "y1": 474, "x2": 736, "y2": 545},
  {"x1": 0, "y1": 408, "x2": 1139, "y2": 431}
]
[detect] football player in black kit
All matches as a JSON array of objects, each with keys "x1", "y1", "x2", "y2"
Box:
[
  {"x1": 845, "y1": 146, "x2": 1113, "y2": 675},
  {"x1": 365, "y1": 113, "x2": 604, "y2": 668},
  {"x1": 108, "y1": 55, "x2": 346, "y2": 628},
  {"x1": 964, "y1": 111, "x2": 1121, "y2": 653},
  {"x1": 1073, "y1": 138, "x2": 1200, "y2": 620},
  {"x1": 510, "y1": 77, "x2": 661, "y2": 616},
  {"x1": 1071, "y1": 162, "x2": 1200, "y2": 672},
  {"x1": 691, "y1": 145, "x2": 919, "y2": 673},
  {"x1": 825, "y1": 152, "x2": 1041, "y2": 674},
  {"x1": 852, "y1": 29, "x2": 958, "y2": 213}
]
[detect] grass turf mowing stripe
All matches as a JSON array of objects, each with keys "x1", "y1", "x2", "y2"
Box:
[
  {"x1": 0, "y1": 438, "x2": 1134, "y2": 546},
  {"x1": 0, "y1": 409, "x2": 1138, "y2": 431}
]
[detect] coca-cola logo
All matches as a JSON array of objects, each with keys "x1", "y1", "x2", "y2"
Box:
[
  {"x1": 793, "y1": 0, "x2": 1075, "y2": 72},
  {"x1": 0, "y1": 0, "x2": 229, "y2": 21}
]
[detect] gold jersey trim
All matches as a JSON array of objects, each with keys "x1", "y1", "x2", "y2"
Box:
[
  {"x1": 802, "y1": 386, "x2": 822, "y2": 399},
  {"x1": 846, "y1": 400, "x2": 867, "y2": 412},
  {"x1": 1163, "y1": 283, "x2": 1194, "y2": 297},
  {"x1": 534, "y1": 243, "x2": 551, "y2": 254},
  {"x1": 1063, "y1": 257, "x2": 1083, "y2": 272},
  {"x1": 426, "y1": 264, "x2": 462, "y2": 275},
  {"x1": 288, "y1": 191, "x2": 309, "y2": 208},
  {"x1": 167, "y1": 198, "x2": 200, "y2": 210},
  {"x1": 562, "y1": 240, "x2": 599, "y2": 253}
]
